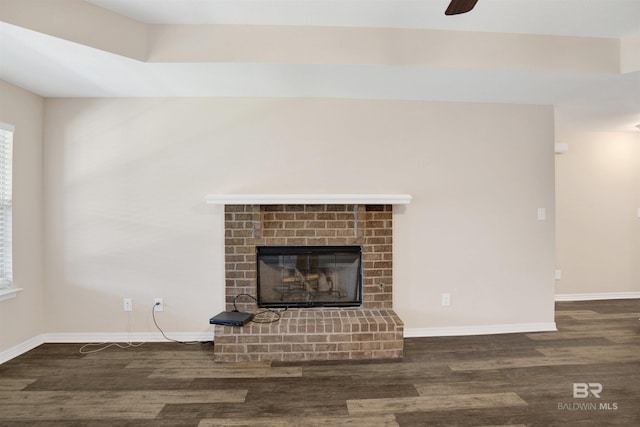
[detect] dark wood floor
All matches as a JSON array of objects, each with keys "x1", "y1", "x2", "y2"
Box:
[{"x1": 1, "y1": 299, "x2": 639, "y2": 426}]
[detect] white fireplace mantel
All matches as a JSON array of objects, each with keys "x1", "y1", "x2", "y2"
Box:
[{"x1": 205, "y1": 194, "x2": 412, "y2": 205}]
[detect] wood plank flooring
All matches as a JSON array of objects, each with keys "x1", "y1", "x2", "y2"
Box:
[{"x1": 1, "y1": 299, "x2": 638, "y2": 426}]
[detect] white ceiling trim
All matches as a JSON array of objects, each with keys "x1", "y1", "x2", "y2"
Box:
[
  {"x1": 1, "y1": 22, "x2": 638, "y2": 132},
  {"x1": 1, "y1": 1, "x2": 639, "y2": 132},
  {"x1": 87, "y1": 0, "x2": 640, "y2": 38}
]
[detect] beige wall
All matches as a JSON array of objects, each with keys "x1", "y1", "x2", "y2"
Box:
[
  {"x1": 621, "y1": 34, "x2": 640, "y2": 73},
  {"x1": 0, "y1": 81, "x2": 45, "y2": 353},
  {"x1": 42, "y1": 98, "x2": 556, "y2": 334},
  {"x1": 148, "y1": 25, "x2": 619, "y2": 74},
  {"x1": 555, "y1": 131, "x2": 640, "y2": 295}
]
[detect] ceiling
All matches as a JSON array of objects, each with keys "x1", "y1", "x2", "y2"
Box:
[
  {"x1": 1, "y1": 0, "x2": 639, "y2": 132},
  {"x1": 87, "y1": 0, "x2": 640, "y2": 38}
]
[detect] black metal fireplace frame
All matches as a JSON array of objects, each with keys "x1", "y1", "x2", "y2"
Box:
[{"x1": 256, "y1": 245, "x2": 363, "y2": 308}]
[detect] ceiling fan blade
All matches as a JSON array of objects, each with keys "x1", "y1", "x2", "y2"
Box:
[{"x1": 445, "y1": 0, "x2": 479, "y2": 15}]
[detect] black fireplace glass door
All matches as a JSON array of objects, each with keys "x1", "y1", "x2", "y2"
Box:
[{"x1": 257, "y1": 246, "x2": 362, "y2": 308}]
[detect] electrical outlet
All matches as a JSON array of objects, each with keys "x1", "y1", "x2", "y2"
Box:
[
  {"x1": 555, "y1": 269, "x2": 562, "y2": 280},
  {"x1": 441, "y1": 293, "x2": 451, "y2": 307},
  {"x1": 123, "y1": 298, "x2": 132, "y2": 312},
  {"x1": 154, "y1": 298, "x2": 163, "y2": 312}
]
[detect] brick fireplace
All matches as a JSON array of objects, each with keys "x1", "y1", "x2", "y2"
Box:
[{"x1": 211, "y1": 199, "x2": 406, "y2": 362}]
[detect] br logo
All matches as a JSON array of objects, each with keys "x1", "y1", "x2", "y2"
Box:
[{"x1": 573, "y1": 383, "x2": 602, "y2": 398}]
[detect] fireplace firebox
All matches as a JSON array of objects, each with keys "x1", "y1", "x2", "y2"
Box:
[{"x1": 257, "y1": 246, "x2": 362, "y2": 308}]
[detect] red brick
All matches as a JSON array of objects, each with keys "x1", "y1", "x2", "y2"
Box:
[
  {"x1": 313, "y1": 343, "x2": 337, "y2": 352},
  {"x1": 292, "y1": 343, "x2": 313, "y2": 352},
  {"x1": 305, "y1": 205, "x2": 327, "y2": 212},
  {"x1": 306, "y1": 334, "x2": 328, "y2": 343},
  {"x1": 283, "y1": 334, "x2": 306, "y2": 343},
  {"x1": 337, "y1": 229, "x2": 356, "y2": 237},
  {"x1": 261, "y1": 229, "x2": 275, "y2": 238},
  {"x1": 268, "y1": 344, "x2": 292, "y2": 353},
  {"x1": 274, "y1": 213, "x2": 295, "y2": 220},
  {"x1": 326, "y1": 204, "x2": 348, "y2": 211},
  {"x1": 352, "y1": 333, "x2": 375, "y2": 341},
  {"x1": 275, "y1": 229, "x2": 296, "y2": 237},
  {"x1": 225, "y1": 205, "x2": 245, "y2": 212},
  {"x1": 259, "y1": 335, "x2": 283, "y2": 343},
  {"x1": 306, "y1": 238, "x2": 329, "y2": 246},
  {"x1": 284, "y1": 238, "x2": 306, "y2": 245},
  {"x1": 226, "y1": 271, "x2": 245, "y2": 279},
  {"x1": 316, "y1": 212, "x2": 337, "y2": 220},
  {"x1": 336, "y1": 342, "x2": 360, "y2": 351},
  {"x1": 305, "y1": 221, "x2": 326, "y2": 229},
  {"x1": 281, "y1": 353, "x2": 306, "y2": 362},
  {"x1": 263, "y1": 221, "x2": 284, "y2": 229},
  {"x1": 360, "y1": 341, "x2": 382, "y2": 350},
  {"x1": 351, "y1": 351, "x2": 374, "y2": 359},
  {"x1": 295, "y1": 213, "x2": 316, "y2": 220}
]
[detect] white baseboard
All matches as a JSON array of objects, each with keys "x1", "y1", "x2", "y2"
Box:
[
  {"x1": 555, "y1": 292, "x2": 640, "y2": 302},
  {"x1": 0, "y1": 332, "x2": 213, "y2": 364},
  {"x1": 41, "y1": 332, "x2": 213, "y2": 343},
  {"x1": 404, "y1": 322, "x2": 557, "y2": 338},
  {"x1": 0, "y1": 335, "x2": 45, "y2": 365}
]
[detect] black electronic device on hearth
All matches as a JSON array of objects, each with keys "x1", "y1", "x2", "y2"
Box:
[{"x1": 209, "y1": 311, "x2": 254, "y2": 327}]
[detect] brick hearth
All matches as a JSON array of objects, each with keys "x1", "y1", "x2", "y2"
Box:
[{"x1": 213, "y1": 204, "x2": 404, "y2": 362}]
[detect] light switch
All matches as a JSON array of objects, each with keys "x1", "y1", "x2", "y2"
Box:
[
  {"x1": 537, "y1": 208, "x2": 546, "y2": 221},
  {"x1": 441, "y1": 293, "x2": 451, "y2": 307}
]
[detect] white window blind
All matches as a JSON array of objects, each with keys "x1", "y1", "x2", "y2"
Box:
[{"x1": 0, "y1": 123, "x2": 14, "y2": 290}]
